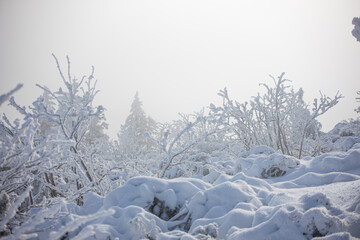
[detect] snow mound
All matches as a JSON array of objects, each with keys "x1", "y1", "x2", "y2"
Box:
[
  {"x1": 334, "y1": 136, "x2": 360, "y2": 152},
  {"x1": 239, "y1": 148, "x2": 300, "y2": 178},
  {"x1": 102, "y1": 176, "x2": 210, "y2": 220},
  {"x1": 309, "y1": 149, "x2": 360, "y2": 174},
  {"x1": 324, "y1": 119, "x2": 360, "y2": 153},
  {"x1": 241, "y1": 145, "x2": 276, "y2": 157}
]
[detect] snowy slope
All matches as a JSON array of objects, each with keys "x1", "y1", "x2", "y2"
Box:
[{"x1": 6, "y1": 146, "x2": 360, "y2": 240}]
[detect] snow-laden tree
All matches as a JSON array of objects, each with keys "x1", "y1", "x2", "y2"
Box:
[
  {"x1": 0, "y1": 84, "x2": 64, "y2": 234},
  {"x1": 4, "y1": 55, "x2": 114, "y2": 206},
  {"x1": 210, "y1": 73, "x2": 342, "y2": 158},
  {"x1": 117, "y1": 92, "x2": 157, "y2": 160}
]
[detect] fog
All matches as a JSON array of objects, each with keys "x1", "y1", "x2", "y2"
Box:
[{"x1": 1, "y1": 0, "x2": 360, "y2": 138}]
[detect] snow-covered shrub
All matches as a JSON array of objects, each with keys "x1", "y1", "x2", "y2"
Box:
[
  {"x1": 210, "y1": 73, "x2": 342, "y2": 159},
  {"x1": 2, "y1": 55, "x2": 116, "y2": 207},
  {"x1": 0, "y1": 116, "x2": 65, "y2": 203},
  {"x1": 320, "y1": 119, "x2": 360, "y2": 152},
  {"x1": 1, "y1": 95, "x2": 70, "y2": 232},
  {"x1": 328, "y1": 119, "x2": 360, "y2": 139},
  {"x1": 115, "y1": 95, "x2": 226, "y2": 180},
  {"x1": 147, "y1": 110, "x2": 223, "y2": 178},
  {"x1": 0, "y1": 85, "x2": 64, "y2": 233}
]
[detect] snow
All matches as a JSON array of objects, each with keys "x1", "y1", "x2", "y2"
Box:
[
  {"x1": 8, "y1": 143, "x2": 360, "y2": 240},
  {"x1": 238, "y1": 150, "x2": 300, "y2": 178}
]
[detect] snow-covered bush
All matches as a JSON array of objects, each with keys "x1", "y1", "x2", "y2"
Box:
[
  {"x1": 2, "y1": 55, "x2": 116, "y2": 208},
  {"x1": 146, "y1": 110, "x2": 224, "y2": 178},
  {"x1": 321, "y1": 119, "x2": 360, "y2": 152},
  {"x1": 0, "y1": 85, "x2": 64, "y2": 233},
  {"x1": 210, "y1": 73, "x2": 342, "y2": 158},
  {"x1": 0, "y1": 116, "x2": 63, "y2": 203}
]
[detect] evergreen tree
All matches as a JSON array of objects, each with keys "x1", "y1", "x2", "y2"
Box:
[{"x1": 117, "y1": 92, "x2": 156, "y2": 159}]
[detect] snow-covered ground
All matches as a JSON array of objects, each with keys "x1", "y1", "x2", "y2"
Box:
[{"x1": 7, "y1": 141, "x2": 360, "y2": 240}]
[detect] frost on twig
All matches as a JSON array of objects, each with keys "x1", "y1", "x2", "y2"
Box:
[{"x1": 0, "y1": 186, "x2": 32, "y2": 232}]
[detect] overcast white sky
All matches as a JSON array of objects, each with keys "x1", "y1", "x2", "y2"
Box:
[{"x1": 1, "y1": 0, "x2": 360, "y2": 138}]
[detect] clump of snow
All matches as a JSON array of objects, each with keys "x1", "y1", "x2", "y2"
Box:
[
  {"x1": 300, "y1": 207, "x2": 343, "y2": 238},
  {"x1": 238, "y1": 146, "x2": 300, "y2": 178},
  {"x1": 190, "y1": 222, "x2": 218, "y2": 238},
  {"x1": 201, "y1": 168, "x2": 223, "y2": 184},
  {"x1": 103, "y1": 176, "x2": 211, "y2": 221},
  {"x1": 241, "y1": 145, "x2": 276, "y2": 157}
]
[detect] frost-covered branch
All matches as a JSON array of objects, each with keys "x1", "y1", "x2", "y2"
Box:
[
  {"x1": 0, "y1": 186, "x2": 32, "y2": 232},
  {"x1": 298, "y1": 91, "x2": 343, "y2": 158},
  {"x1": 9, "y1": 96, "x2": 28, "y2": 116},
  {"x1": 147, "y1": 113, "x2": 220, "y2": 178},
  {"x1": 156, "y1": 119, "x2": 201, "y2": 178}
]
